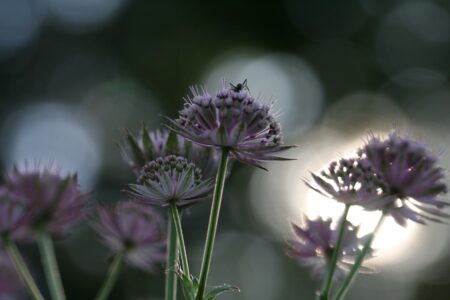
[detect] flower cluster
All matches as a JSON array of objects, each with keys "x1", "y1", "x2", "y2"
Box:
[
  {"x1": 91, "y1": 201, "x2": 166, "y2": 271},
  {"x1": 288, "y1": 217, "x2": 371, "y2": 282},
  {"x1": 120, "y1": 126, "x2": 220, "y2": 179},
  {"x1": 168, "y1": 83, "x2": 292, "y2": 168},
  {"x1": 295, "y1": 132, "x2": 449, "y2": 290},
  {"x1": 308, "y1": 133, "x2": 449, "y2": 226},
  {"x1": 129, "y1": 155, "x2": 213, "y2": 207},
  {"x1": 0, "y1": 166, "x2": 87, "y2": 240},
  {"x1": 307, "y1": 157, "x2": 389, "y2": 209},
  {"x1": 357, "y1": 132, "x2": 449, "y2": 225}
]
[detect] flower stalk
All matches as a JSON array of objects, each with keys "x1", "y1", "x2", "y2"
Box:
[
  {"x1": 317, "y1": 204, "x2": 351, "y2": 300},
  {"x1": 94, "y1": 251, "x2": 125, "y2": 300},
  {"x1": 165, "y1": 215, "x2": 178, "y2": 300},
  {"x1": 334, "y1": 213, "x2": 386, "y2": 300},
  {"x1": 37, "y1": 229, "x2": 66, "y2": 300},
  {"x1": 196, "y1": 148, "x2": 229, "y2": 300},
  {"x1": 170, "y1": 203, "x2": 190, "y2": 275},
  {"x1": 3, "y1": 237, "x2": 44, "y2": 300}
]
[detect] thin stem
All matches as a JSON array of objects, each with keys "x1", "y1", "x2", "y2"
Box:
[
  {"x1": 317, "y1": 205, "x2": 351, "y2": 300},
  {"x1": 165, "y1": 214, "x2": 178, "y2": 300},
  {"x1": 37, "y1": 229, "x2": 66, "y2": 300},
  {"x1": 334, "y1": 214, "x2": 386, "y2": 300},
  {"x1": 170, "y1": 204, "x2": 190, "y2": 276},
  {"x1": 195, "y1": 148, "x2": 229, "y2": 300},
  {"x1": 94, "y1": 251, "x2": 125, "y2": 300},
  {"x1": 3, "y1": 238, "x2": 45, "y2": 300}
]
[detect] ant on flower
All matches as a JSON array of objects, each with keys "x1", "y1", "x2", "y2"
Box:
[{"x1": 230, "y1": 79, "x2": 249, "y2": 93}]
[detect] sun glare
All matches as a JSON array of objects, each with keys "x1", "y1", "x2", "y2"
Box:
[{"x1": 304, "y1": 188, "x2": 418, "y2": 265}]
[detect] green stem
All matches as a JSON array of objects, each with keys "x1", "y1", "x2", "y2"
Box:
[
  {"x1": 3, "y1": 238, "x2": 45, "y2": 300},
  {"x1": 94, "y1": 251, "x2": 125, "y2": 300},
  {"x1": 317, "y1": 205, "x2": 351, "y2": 300},
  {"x1": 165, "y1": 214, "x2": 178, "y2": 300},
  {"x1": 37, "y1": 230, "x2": 66, "y2": 300},
  {"x1": 170, "y1": 204, "x2": 190, "y2": 276},
  {"x1": 195, "y1": 148, "x2": 229, "y2": 300},
  {"x1": 334, "y1": 214, "x2": 386, "y2": 300}
]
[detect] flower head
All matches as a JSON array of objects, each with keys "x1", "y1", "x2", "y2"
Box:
[
  {"x1": 129, "y1": 155, "x2": 213, "y2": 207},
  {"x1": 306, "y1": 157, "x2": 389, "y2": 209},
  {"x1": 358, "y1": 132, "x2": 449, "y2": 225},
  {"x1": 0, "y1": 165, "x2": 87, "y2": 239},
  {"x1": 167, "y1": 82, "x2": 293, "y2": 168},
  {"x1": 91, "y1": 201, "x2": 166, "y2": 271},
  {"x1": 120, "y1": 126, "x2": 220, "y2": 179},
  {"x1": 288, "y1": 217, "x2": 371, "y2": 281}
]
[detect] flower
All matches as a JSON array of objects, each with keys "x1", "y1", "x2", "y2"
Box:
[
  {"x1": 288, "y1": 217, "x2": 371, "y2": 281},
  {"x1": 306, "y1": 157, "x2": 389, "y2": 209},
  {"x1": 91, "y1": 201, "x2": 166, "y2": 271},
  {"x1": 129, "y1": 155, "x2": 213, "y2": 207},
  {"x1": 358, "y1": 132, "x2": 449, "y2": 225},
  {"x1": 0, "y1": 165, "x2": 87, "y2": 239},
  {"x1": 167, "y1": 82, "x2": 293, "y2": 169},
  {"x1": 0, "y1": 191, "x2": 28, "y2": 241},
  {"x1": 120, "y1": 126, "x2": 220, "y2": 178}
]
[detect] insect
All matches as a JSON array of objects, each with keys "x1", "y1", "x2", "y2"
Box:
[{"x1": 230, "y1": 79, "x2": 249, "y2": 92}]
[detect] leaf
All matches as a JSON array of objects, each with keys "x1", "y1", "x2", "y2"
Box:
[
  {"x1": 177, "y1": 269, "x2": 238, "y2": 300},
  {"x1": 124, "y1": 128, "x2": 145, "y2": 167},
  {"x1": 204, "y1": 284, "x2": 240, "y2": 300},
  {"x1": 166, "y1": 130, "x2": 180, "y2": 155},
  {"x1": 178, "y1": 271, "x2": 198, "y2": 300},
  {"x1": 140, "y1": 122, "x2": 155, "y2": 159}
]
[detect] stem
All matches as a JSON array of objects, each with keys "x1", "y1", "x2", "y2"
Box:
[
  {"x1": 170, "y1": 204, "x2": 190, "y2": 276},
  {"x1": 165, "y1": 213, "x2": 178, "y2": 300},
  {"x1": 195, "y1": 148, "x2": 229, "y2": 300},
  {"x1": 94, "y1": 251, "x2": 125, "y2": 300},
  {"x1": 317, "y1": 205, "x2": 351, "y2": 300},
  {"x1": 334, "y1": 214, "x2": 386, "y2": 300},
  {"x1": 37, "y1": 230, "x2": 66, "y2": 300},
  {"x1": 3, "y1": 238, "x2": 45, "y2": 300}
]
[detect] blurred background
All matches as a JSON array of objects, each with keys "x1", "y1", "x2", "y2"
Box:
[{"x1": 0, "y1": 0, "x2": 450, "y2": 299}]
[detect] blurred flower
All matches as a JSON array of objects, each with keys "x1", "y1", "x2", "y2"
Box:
[
  {"x1": 288, "y1": 217, "x2": 371, "y2": 281},
  {"x1": 358, "y1": 132, "x2": 449, "y2": 225},
  {"x1": 167, "y1": 82, "x2": 293, "y2": 169},
  {"x1": 119, "y1": 126, "x2": 220, "y2": 178},
  {"x1": 0, "y1": 252, "x2": 23, "y2": 300},
  {"x1": 91, "y1": 201, "x2": 166, "y2": 271},
  {"x1": 0, "y1": 192, "x2": 28, "y2": 241},
  {"x1": 0, "y1": 165, "x2": 87, "y2": 239},
  {"x1": 306, "y1": 157, "x2": 389, "y2": 209},
  {"x1": 129, "y1": 155, "x2": 213, "y2": 208}
]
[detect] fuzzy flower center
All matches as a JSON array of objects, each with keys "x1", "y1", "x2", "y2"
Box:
[
  {"x1": 323, "y1": 158, "x2": 387, "y2": 198},
  {"x1": 138, "y1": 155, "x2": 203, "y2": 186}
]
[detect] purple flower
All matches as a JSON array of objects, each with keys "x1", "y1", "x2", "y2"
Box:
[
  {"x1": 129, "y1": 155, "x2": 213, "y2": 208},
  {"x1": 120, "y1": 126, "x2": 220, "y2": 179},
  {"x1": 288, "y1": 217, "x2": 371, "y2": 282},
  {"x1": 91, "y1": 201, "x2": 166, "y2": 271},
  {"x1": 0, "y1": 191, "x2": 28, "y2": 241},
  {"x1": 167, "y1": 82, "x2": 293, "y2": 169},
  {"x1": 0, "y1": 165, "x2": 87, "y2": 239},
  {"x1": 0, "y1": 252, "x2": 23, "y2": 300},
  {"x1": 306, "y1": 157, "x2": 389, "y2": 209},
  {"x1": 358, "y1": 132, "x2": 449, "y2": 225}
]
